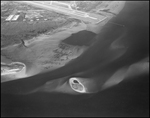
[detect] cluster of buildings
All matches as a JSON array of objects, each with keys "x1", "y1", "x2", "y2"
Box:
[
  {"x1": 5, "y1": 14, "x2": 20, "y2": 21},
  {"x1": 5, "y1": 10, "x2": 44, "y2": 22},
  {"x1": 25, "y1": 10, "x2": 43, "y2": 19}
]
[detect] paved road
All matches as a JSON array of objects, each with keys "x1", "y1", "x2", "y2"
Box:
[{"x1": 15, "y1": 1, "x2": 102, "y2": 24}]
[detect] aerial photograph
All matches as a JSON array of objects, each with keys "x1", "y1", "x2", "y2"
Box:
[{"x1": 1, "y1": 1, "x2": 149, "y2": 117}]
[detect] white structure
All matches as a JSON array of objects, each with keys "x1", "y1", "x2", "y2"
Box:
[
  {"x1": 11, "y1": 15, "x2": 20, "y2": 21},
  {"x1": 5, "y1": 15, "x2": 14, "y2": 21}
]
